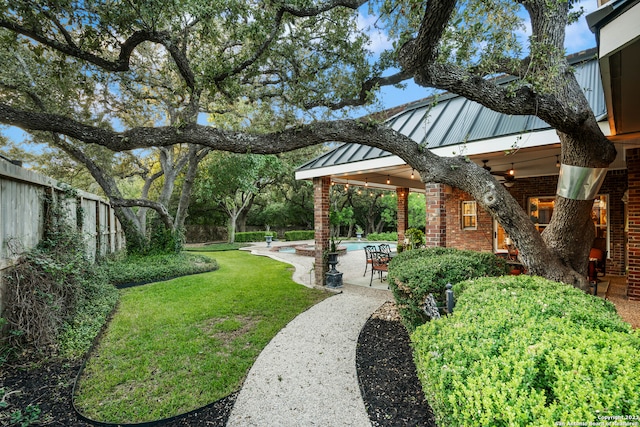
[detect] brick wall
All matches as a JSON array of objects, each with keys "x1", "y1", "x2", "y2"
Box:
[
  {"x1": 445, "y1": 188, "x2": 494, "y2": 251},
  {"x1": 440, "y1": 170, "x2": 627, "y2": 276},
  {"x1": 424, "y1": 183, "x2": 446, "y2": 246},
  {"x1": 397, "y1": 188, "x2": 409, "y2": 243},
  {"x1": 313, "y1": 177, "x2": 330, "y2": 287},
  {"x1": 626, "y1": 148, "x2": 640, "y2": 300},
  {"x1": 511, "y1": 171, "x2": 627, "y2": 276}
]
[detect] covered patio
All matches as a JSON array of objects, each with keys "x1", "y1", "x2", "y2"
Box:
[{"x1": 296, "y1": 48, "x2": 640, "y2": 300}]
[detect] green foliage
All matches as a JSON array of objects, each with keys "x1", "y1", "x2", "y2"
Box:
[
  {"x1": 4, "y1": 402, "x2": 41, "y2": 427},
  {"x1": 125, "y1": 218, "x2": 184, "y2": 257},
  {"x1": 57, "y1": 268, "x2": 118, "y2": 359},
  {"x1": 405, "y1": 227, "x2": 425, "y2": 249},
  {"x1": 99, "y1": 252, "x2": 218, "y2": 286},
  {"x1": 412, "y1": 276, "x2": 640, "y2": 426},
  {"x1": 1, "y1": 192, "x2": 117, "y2": 360},
  {"x1": 408, "y1": 193, "x2": 426, "y2": 229},
  {"x1": 233, "y1": 231, "x2": 274, "y2": 243},
  {"x1": 284, "y1": 230, "x2": 315, "y2": 241},
  {"x1": 186, "y1": 243, "x2": 248, "y2": 252},
  {"x1": 193, "y1": 152, "x2": 288, "y2": 242},
  {"x1": 388, "y1": 248, "x2": 508, "y2": 331},
  {"x1": 366, "y1": 232, "x2": 398, "y2": 242},
  {"x1": 147, "y1": 220, "x2": 184, "y2": 255}
]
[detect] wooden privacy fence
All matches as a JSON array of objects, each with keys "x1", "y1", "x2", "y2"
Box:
[{"x1": 1, "y1": 158, "x2": 125, "y2": 311}]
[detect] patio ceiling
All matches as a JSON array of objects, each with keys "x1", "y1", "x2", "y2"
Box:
[
  {"x1": 321, "y1": 139, "x2": 632, "y2": 193},
  {"x1": 588, "y1": 0, "x2": 640, "y2": 138}
]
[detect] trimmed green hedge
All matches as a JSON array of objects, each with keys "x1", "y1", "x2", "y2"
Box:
[
  {"x1": 412, "y1": 275, "x2": 640, "y2": 426},
  {"x1": 388, "y1": 248, "x2": 508, "y2": 331},
  {"x1": 100, "y1": 252, "x2": 218, "y2": 286},
  {"x1": 367, "y1": 232, "x2": 398, "y2": 242},
  {"x1": 284, "y1": 230, "x2": 315, "y2": 241},
  {"x1": 234, "y1": 231, "x2": 272, "y2": 242}
]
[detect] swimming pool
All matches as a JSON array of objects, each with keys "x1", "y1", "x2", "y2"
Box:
[{"x1": 278, "y1": 241, "x2": 396, "y2": 255}]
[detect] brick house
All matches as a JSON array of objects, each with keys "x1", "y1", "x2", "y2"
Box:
[{"x1": 296, "y1": 28, "x2": 640, "y2": 300}]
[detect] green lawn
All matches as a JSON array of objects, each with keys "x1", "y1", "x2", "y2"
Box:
[{"x1": 74, "y1": 250, "x2": 329, "y2": 424}]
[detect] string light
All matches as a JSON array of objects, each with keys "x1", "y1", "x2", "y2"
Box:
[
  {"x1": 508, "y1": 163, "x2": 515, "y2": 177},
  {"x1": 365, "y1": 178, "x2": 368, "y2": 187},
  {"x1": 386, "y1": 175, "x2": 390, "y2": 185},
  {"x1": 556, "y1": 155, "x2": 561, "y2": 168},
  {"x1": 411, "y1": 169, "x2": 415, "y2": 179}
]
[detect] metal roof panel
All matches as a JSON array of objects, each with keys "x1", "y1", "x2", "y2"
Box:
[{"x1": 297, "y1": 53, "x2": 605, "y2": 172}]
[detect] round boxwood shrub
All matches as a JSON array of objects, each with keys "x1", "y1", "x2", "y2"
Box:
[
  {"x1": 387, "y1": 248, "x2": 508, "y2": 331},
  {"x1": 412, "y1": 275, "x2": 640, "y2": 426}
]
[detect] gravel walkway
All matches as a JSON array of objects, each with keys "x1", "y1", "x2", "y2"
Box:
[{"x1": 227, "y1": 242, "x2": 391, "y2": 426}]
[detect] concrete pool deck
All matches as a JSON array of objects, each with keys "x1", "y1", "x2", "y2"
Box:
[{"x1": 241, "y1": 239, "x2": 392, "y2": 290}]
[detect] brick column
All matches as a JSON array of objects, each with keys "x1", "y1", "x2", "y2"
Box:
[
  {"x1": 396, "y1": 187, "x2": 409, "y2": 244},
  {"x1": 627, "y1": 149, "x2": 640, "y2": 300},
  {"x1": 424, "y1": 183, "x2": 447, "y2": 247},
  {"x1": 314, "y1": 176, "x2": 331, "y2": 287}
]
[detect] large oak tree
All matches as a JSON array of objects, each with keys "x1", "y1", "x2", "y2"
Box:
[{"x1": 0, "y1": 0, "x2": 614, "y2": 289}]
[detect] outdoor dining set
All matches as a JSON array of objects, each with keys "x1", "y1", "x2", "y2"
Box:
[{"x1": 363, "y1": 244, "x2": 395, "y2": 286}]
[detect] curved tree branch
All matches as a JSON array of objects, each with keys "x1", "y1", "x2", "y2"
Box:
[
  {"x1": 111, "y1": 198, "x2": 174, "y2": 230},
  {"x1": 303, "y1": 69, "x2": 414, "y2": 110},
  {"x1": 0, "y1": 20, "x2": 196, "y2": 89}
]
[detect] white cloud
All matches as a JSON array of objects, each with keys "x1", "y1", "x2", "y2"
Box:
[
  {"x1": 565, "y1": 0, "x2": 598, "y2": 53},
  {"x1": 357, "y1": 11, "x2": 393, "y2": 54}
]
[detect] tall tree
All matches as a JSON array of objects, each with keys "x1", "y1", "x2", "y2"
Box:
[
  {"x1": 193, "y1": 152, "x2": 284, "y2": 243},
  {"x1": 0, "y1": 0, "x2": 614, "y2": 289}
]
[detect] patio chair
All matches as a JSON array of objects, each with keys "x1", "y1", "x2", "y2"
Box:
[
  {"x1": 370, "y1": 251, "x2": 389, "y2": 286},
  {"x1": 378, "y1": 243, "x2": 392, "y2": 261},
  {"x1": 363, "y1": 245, "x2": 377, "y2": 276},
  {"x1": 589, "y1": 247, "x2": 607, "y2": 278}
]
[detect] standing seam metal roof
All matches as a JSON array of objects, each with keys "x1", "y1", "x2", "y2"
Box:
[{"x1": 297, "y1": 50, "x2": 605, "y2": 172}]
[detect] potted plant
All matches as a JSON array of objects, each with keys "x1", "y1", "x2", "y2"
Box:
[{"x1": 355, "y1": 224, "x2": 364, "y2": 241}]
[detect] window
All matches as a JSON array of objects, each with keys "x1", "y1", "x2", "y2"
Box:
[
  {"x1": 592, "y1": 195, "x2": 608, "y2": 241},
  {"x1": 527, "y1": 195, "x2": 610, "y2": 255},
  {"x1": 528, "y1": 196, "x2": 555, "y2": 232},
  {"x1": 461, "y1": 201, "x2": 477, "y2": 230}
]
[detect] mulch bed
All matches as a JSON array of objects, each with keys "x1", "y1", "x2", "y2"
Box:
[
  {"x1": 0, "y1": 358, "x2": 236, "y2": 427},
  {"x1": 1, "y1": 302, "x2": 433, "y2": 426},
  {"x1": 356, "y1": 302, "x2": 438, "y2": 427}
]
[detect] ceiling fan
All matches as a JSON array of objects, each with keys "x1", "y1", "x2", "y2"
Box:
[{"x1": 482, "y1": 160, "x2": 516, "y2": 186}]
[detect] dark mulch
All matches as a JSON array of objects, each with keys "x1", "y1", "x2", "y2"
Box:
[
  {"x1": 356, "y1": 303, "x2": 438, "y2": 427},
  {"x1": 1, "y1": 302, "x2": 434, "y2": 427},
  {"x1": 0, "y1": 360, "x2": 236, "y2": 427}
]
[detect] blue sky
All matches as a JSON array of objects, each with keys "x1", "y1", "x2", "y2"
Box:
[
  {"x1": 366, "y1": 0, "x2": 600, "y2": 111},
  {"x1": 1, "y1": 0, "x2": 600, "y2": 147}
]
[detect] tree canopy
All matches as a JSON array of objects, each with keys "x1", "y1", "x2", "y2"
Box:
[{"x1": 0, "y1": 0, "x2": 616, "y2": 289}]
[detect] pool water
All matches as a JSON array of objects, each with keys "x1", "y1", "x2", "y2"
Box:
[
  {"x1": 342, "y1": 242, "x2": 397, "y2": 251},
  {"x1": 278, "y1": 242, "x2": 396, "y2": 253}
]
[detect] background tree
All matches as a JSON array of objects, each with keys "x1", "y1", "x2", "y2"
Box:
[
  {"x1": 246, "y1": 146, "x2": 325, "y2": 230},
  {"x1": 0, "y1": 0, "x2": 614, "y2": 289},
  {"x1": 193, "y1": 152, "x2": 285, "y2": 243}
]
